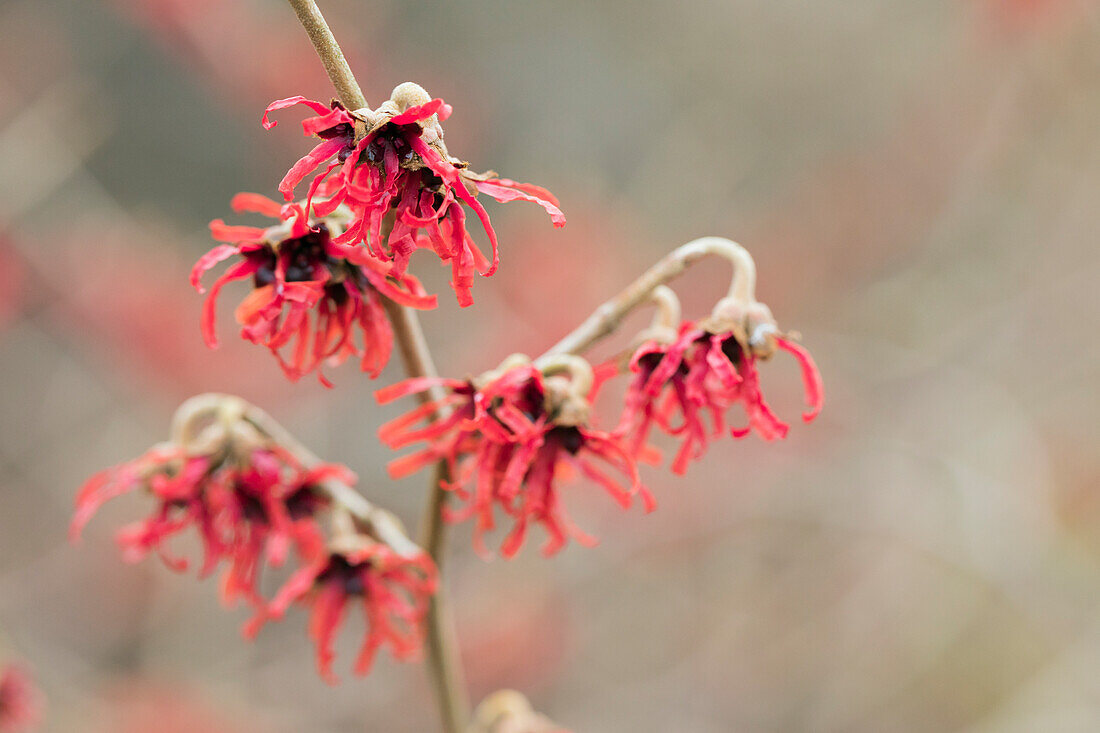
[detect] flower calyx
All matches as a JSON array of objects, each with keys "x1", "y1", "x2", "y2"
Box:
[
  {"x1": 349, "y1": 81, "x2": 458, "y2": 173},
  {"x1": 479, "y1": 354, "x2": 595, "y2": 428},
  {"x1": 703, "y1": 295, "x2": 781, "y2": 359}
]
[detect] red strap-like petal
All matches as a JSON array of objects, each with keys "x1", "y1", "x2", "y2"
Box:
[
  {"x1": 278, "y1": 138, "x2": 347, "y2": 200},
  {"x1": 201, "y1": 260, "x2": 259, "y2": 348},
  {"x1": 375, "y1": 377, "x2": 465, "y2": 404},
  {"x1": 390, "y1": 98, "x2": 449, "y2": 126},
  {"x1": 190, "y1": 244, "x2": 239, "y2": 292},
  {"x1": 776, "y1": 337, "x2": 824, "y2": 422},
  {"x1": 230, "y1": 192, "x2": 283, "y2": 217},
  {"x1": 261, "y1": 96, "x2": 331, "y2": 130},
  {"x1": 301, "y1": 107, "x2": 353, "y2": 136},
  {"x1": 209, "y1": 220, "x2": 267, "y2": 243},
  {"x1": 474, "y1": 179, "x2": 566, "y2": 227}
]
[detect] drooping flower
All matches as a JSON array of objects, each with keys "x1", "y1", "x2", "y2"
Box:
[
  {"x1": 212, "y1": 452, "x2": 349, "y2": 607},
  {"x1": 0, "y1": 664, "x2": 42, "y2": 733},
  {"x1": 263, "y1": 84, "x2": 565, "y2": 306},
  {"x1": 376, "y1": 358, "x2": 654, "y2": 558},
  {"x1": 70, "y1": 415, "x2": 352, "y2": 607},
  {"x1": 245, "y1": 529, "x2": 436, "y2": 684},
  {"x1": 192, "y1": 192, "x2": 435, "y2": 385},
  {"x1": 616, "y1": 304, "x2": 823, "y2": 474},
  {"x1": 71, "y1": 443, "x2": 220, "y2": 574}
]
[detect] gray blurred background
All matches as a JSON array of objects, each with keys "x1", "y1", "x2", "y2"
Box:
[{"x1": 1, "y1": 0, "x2": 1098, "y2": 730}]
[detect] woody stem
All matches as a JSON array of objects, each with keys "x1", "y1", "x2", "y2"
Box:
[
  {"x1": 285, "y1": 0, "x2": 366, "y2": 111},
  {"x1": 285, "y1": 1, "x2": 469, "y2": 731},
  {"x1": 541, "y1": 236, "x2": 758, "y2": 357}
]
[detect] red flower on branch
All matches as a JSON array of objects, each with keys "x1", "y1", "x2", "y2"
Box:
[
  {"x1": 192, "y1": 192, "x2": 435, "y2": 385},
  {"x1": 0, "y1": 664, "x2": 42, "y2": 733},
  {"x1": 213, "y1": 451, "x2": 349, "y2": 607},
  {"x1": 263, "y1": 84, "x2": 565, "y2": 306},
  {"x1": 71, "y1": 432, "x2": 352, "y2": 607},
  {"x1": 246, "y1": 532, "x2": 437, "y2": 684},
  {"x1": 376, "y1": 359, "x2": 654, "y2": 558},
  {"x1": 618, "y1": 318, "x2": 823, "y2": 474}
]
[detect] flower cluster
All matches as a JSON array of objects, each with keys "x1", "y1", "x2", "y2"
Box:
[
  {"x1": 615, "y1": 298, "x2": 824, "y2": 474},
  {"x1": 377, "y1": 357, "x2": 654, "y2": 558},
  {"x1": 75, "y1": 37, "x2": 827, "y2": 709},
  {"x1": 193, "y1": 192, "x2": 435, "y2": 385},
  {"x1": 245, "y1": 527, "x2": 436, "y2": 683},
  {"x1": 71, "y1": 413, "x2": 341, "y2": 598},
  {"x1": 0, "y1": 664, "x2": 41, "y2": 733},
  {"x1": 264, "y1": 83, "x2": 565, "y2": 307},
  {"x1": 70, "y1": 397, "x2": 435, "y2": 681}
]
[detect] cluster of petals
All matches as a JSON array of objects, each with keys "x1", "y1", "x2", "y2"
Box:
[
  {"x1": 71, "y1": 405, "x2": 439, "y2": 681},
  {"x1": 70, "y1": 438, "x2": 349, "y2": 607},
  {"x1": 617, "y1": 321, "x2": 823, "y2": 474},
  {"x1": 0, "y1": 664, "x2": 42, "y2": 733},
  {"x1": 264, "y1": 86, "x2": 565, "y2": 306},
  {"x1": 193, "y1": 192, "x2": 435, "y2": 385},
  {"x1": 376, "y1": 362, "x2": 654, "y2": 558},
  {"x1": 245, "y1": 530, "x2": 437, "y2": 683}
]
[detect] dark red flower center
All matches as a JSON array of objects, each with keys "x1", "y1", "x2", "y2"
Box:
[
  {"x1": 318, "y1": 554, "x2": 368, "y2": 596},
  {"x1": 515, "y1": 378, "x2": 546, "y2": 418},
  {"x1": 363, "y1": 124, "x2": 420, "y2": 169},
  {"x1": 547, "y1": 425, "x2": 585, "y2": 455},
  {"x1": 237, "y1": 488, "x2": 269, "y2": 522},
  {"x1": 249, "y1": 224, "x2": 362, "y2": 292},
  {"x1": 319, "y1": 120, "x2": 357, "y2": 163},
  {"x1": 719, "y1": 335, "x2": 744, "y2": 366},
  {"x1": 285, "y1": 485, "x2": 324, "y2": 520},
  {"x1": 235, "y1": 483, "x2": 322, "y2": 524}
]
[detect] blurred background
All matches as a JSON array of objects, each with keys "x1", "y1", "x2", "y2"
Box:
[{"x1": 1, "y1": 0, "x2": 1098, "y2": 730}]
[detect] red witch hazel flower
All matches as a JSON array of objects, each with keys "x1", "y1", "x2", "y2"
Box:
[
  {"x1": 376, "y1": 355, "x2": 654, "y2": 558},
  {"x1": 70, "y1": 395, "x2": 350, "y2": 607},
  {"x1": 0, "y1": 664, "x2": 43, "y2": 733},
  {"x1": 193, "y1": 192, "x2": 436, "y2": 386},
  {"x1": 246, "y1": 520, "x2": 436, "y2": 684},
  {"x1": 614, "y1": 244, "x2": 823, "y2": 474},
  {"x1": 263, "y1": 82, "x2": 565, "y2": 306}
]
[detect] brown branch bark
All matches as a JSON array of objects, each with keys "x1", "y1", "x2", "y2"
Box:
[{"x1": 284, "y1": 2, "x2": 468, "y2": 730}]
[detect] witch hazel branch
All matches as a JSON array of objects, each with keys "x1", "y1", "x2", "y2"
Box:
[{"x1": 72, "y1": 1, "x2": 823, "y2": 731}]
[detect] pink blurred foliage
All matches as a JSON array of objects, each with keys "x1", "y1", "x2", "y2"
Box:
[
  {"x1": 491, "y1": 205, "x2": 645, "y2": 357},
  {"x1": 42, "y1": 220, "x2": 291, "y2": 405},
  {"x1": 461, "y1": 591, "x2": 571, "y2": 697},
  {"x1": 0, "y1": 238, "x2": 26, "y2": 333},
  {"x1": 978, "y1": 0, "x2": 1092, "y2": 35},
  {"x1": 97, "y1": 680, "x2": 268, "y2": 733},
  {"x1": 0, "y1": 664, "x2": 43, "y2": 733},
  {"x1": 107, "y1": 0, "x2": 353, "y2": 114}
]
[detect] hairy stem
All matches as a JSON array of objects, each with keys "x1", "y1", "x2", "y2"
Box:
[
  {"x1": 541, "y1": 236, "x2": 758, "y2": 357},
  {"x1": 285, "y1": 1, "x2": 469, "y2": 730}
]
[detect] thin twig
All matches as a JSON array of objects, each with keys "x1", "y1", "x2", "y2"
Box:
[
  {"x1": 541, "y1": 236, "x2": 758, "y2": 358},
  {"x1": 284, "y1": 1, "x2": 469, "y2": 730}
]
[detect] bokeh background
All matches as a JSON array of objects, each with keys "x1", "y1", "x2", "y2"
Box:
[{"x1": 1, "y1": 0, "x2": 1099, "y2": 730}]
